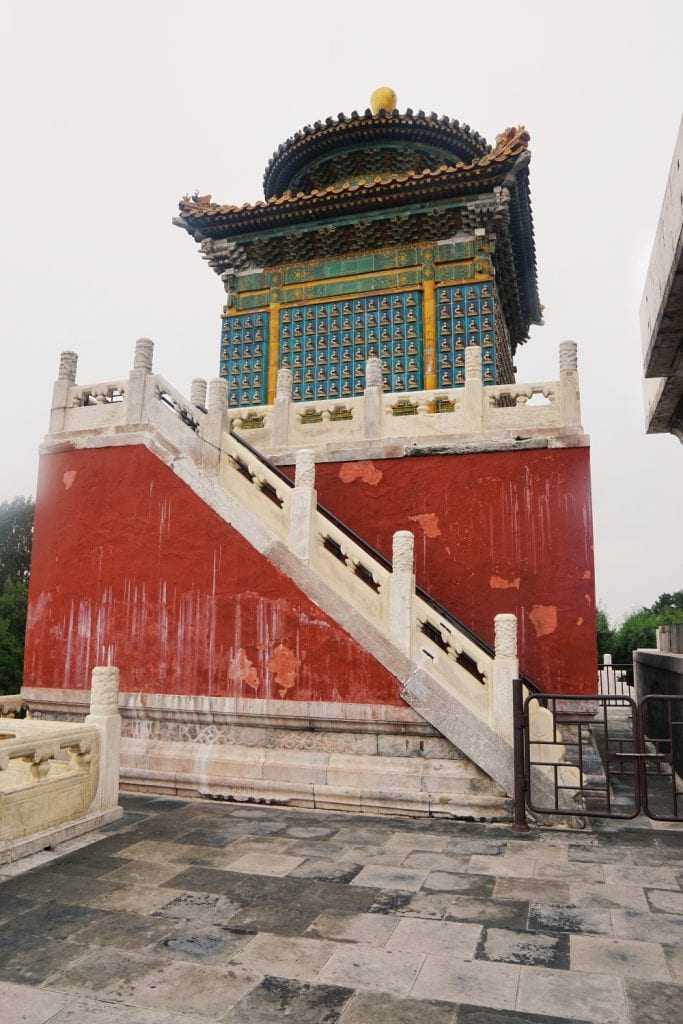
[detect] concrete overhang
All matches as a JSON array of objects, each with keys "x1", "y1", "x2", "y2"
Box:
[{"x1": 640, "y1": 116, "x2": 683, "y2": 440}]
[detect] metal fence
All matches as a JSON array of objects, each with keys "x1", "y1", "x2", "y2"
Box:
[{"x1": 512, "y1": 680, "x2": 683, "y2": 830}]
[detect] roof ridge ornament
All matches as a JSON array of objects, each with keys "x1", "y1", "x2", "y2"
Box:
[{"x1": 370, "y1": 86, "x2": 397, "y2": 114}]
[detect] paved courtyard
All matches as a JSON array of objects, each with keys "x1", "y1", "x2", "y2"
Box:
[{"x1": 0, "y1": 795, "x2": 682, "y2": 1024}]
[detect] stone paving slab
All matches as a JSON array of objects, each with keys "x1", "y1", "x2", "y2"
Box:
[{"x1": 0, "y1": 793, "x2": 682, "y2": 1023}]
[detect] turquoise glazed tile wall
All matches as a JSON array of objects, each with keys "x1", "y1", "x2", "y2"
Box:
[
  {"x1": 437, "y1": 283, "x2": 497, "y2": 386},
  {"x1": 280, "y1": 290, "x2": 423, "y2": 402}
]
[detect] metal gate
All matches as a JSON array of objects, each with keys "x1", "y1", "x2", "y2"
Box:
[{"x1": 512, "y1": 679, "x2": 683, "y2": 830}]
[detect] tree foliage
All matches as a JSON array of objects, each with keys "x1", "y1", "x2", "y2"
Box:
[
  {"x1": 599, "y1": 590, "x2": 683, "y2": 665},
  {"x1": 0, "y1": 497, "x2": 34, "y2": 695},
  {"x1": 596, "y1": 606, "x2": 612, "y2": 661},
  {"x1": 0, "y1": 580, "x2": 28, "y2": 694},
  {"x1": 0, "y1": 496, "x2": 34, "y2": 588}
]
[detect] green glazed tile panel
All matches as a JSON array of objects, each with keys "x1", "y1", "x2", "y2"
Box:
[
  {"x1": 435, "y1": 240, "x2": 476, "y2": 263},
  {"x1": 282, "y1": 248, "x2": 421, "y2": 286},
  {"x1": 220, "y1": 310, "x2": 270, "y2": 408},
  {"x1": 236, "y1": 291, "x2": 270, "y2": 310},
  {"x1": 437, "y1": 281, "x2": 498, "y2": 386},
  {"x1": 283, "y1": 269, "x2": 422, "y2": 305},
  {"x1": 280, "y1": 290, "x2": 424, "y2": 402}
]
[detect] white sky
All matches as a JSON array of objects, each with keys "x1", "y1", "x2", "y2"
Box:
[{"x1": 1, "y1": 0, "x2": 681, "y2": 625}]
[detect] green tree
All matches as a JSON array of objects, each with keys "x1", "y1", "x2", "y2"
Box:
[
  {"x1": 609, "y1": 595, "x2": 683, "y2": 665},
  {"x1": 0, "y1": 580, "x2": 29, "y2": 694},
  {"x1": 0, "y1": 496, "x2": 34, "y2": 695},
  {"x1": 596, "y1": 606, "x2": 614, "y2": 661},
  {"x1": 648, "y1": 591, "x2": 683, "y2": 615},
  {"x1": 0, "y1": 496, "x2": 34, "y2": 587}
]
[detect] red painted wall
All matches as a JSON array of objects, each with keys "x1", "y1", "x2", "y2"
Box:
[
  {"x1": 24, "y1": 446, "x2": 403, "y2": 705},
  {"x1": 284, "y1": 448, "x2": 597, "y2": 694}
]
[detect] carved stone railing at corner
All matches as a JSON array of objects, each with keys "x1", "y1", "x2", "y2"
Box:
[
  {"x1": 227, "y1": 341, "x2": 582, "y2": 452},
  {"x1": 0, "y1": 667, "x2": 122, "y2": 861},
  {"x1": 48, "y1": 338, "x2": 582, "y2": 472},
  {"x1": 47, "y1": 340, "x2": 217, "y2": 470},
  {"x1": 0, "y1": 695, "x2": 31, "y2": 718}
]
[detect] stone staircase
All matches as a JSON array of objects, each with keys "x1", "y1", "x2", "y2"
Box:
[{"x1": 25, "y1": 340, "x2": 579, "y2": 819}]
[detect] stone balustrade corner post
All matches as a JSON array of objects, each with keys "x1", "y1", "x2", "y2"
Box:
[
  {"x1": 49, "y1": 350, "x2": 79, "y2": 433},
  {"x1": 84, "y1": 665, "x2": 121, "y2": 814},
  {"x1": 271, "y1": 367, "x2": 292, "y2": 447},
  {"x1": 464, "y1": 345, "x2": 484, "y2": 432},
  {"x1": 559, "y1": 340, "x2": 581, "y2": 427},
  {"x1": 124, "y1": 338, "x2": 155, "y2": 425},
  {"x1": 200, "y1": 377, "x2": 228, "y2": 473},
  {"x1": 290, "y1": 449, "x2": 317, "y2": 563},
  {"x1": 363, "y1": 357, "x2": 383, "y2": 441},
  {"x1": 190, "y1": 378, "x2": 208, "y2": 411},
  {"x1": 389, "y1": 530, "x2": 415, "y2": 657},
  {"x1": 492, "y1": 613, "x2": 519, "y2": 743}
]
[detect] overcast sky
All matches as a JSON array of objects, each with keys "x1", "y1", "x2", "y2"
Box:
[{"x1": 1, "y1": 0, "x2": 681, "y2": 624}]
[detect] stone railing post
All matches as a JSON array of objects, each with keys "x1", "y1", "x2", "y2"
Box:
[
  {"x1": 363, "y1": 357, "x2": 383, "y2": 441},
  {"x1": 124, "y1": 338, "x2": 154, "y2": 424},
  {"x1": 492, "y1": 613, "x2": 519, "y2": 742},
  {"x1": 271, "y1": 367, "x2": 292, "y2": 448},
  {"x1": 290, "y1": 449, "x2": 316, "y2": 563},
  {"x1": 203, "y1": 378, "x2": 228, "y2": 473},
  {"x1": 389, "y1": 530, "x2": 415, "y2": 656},
  {"x1": 559, "y1": 340, "x2": 581, "y2": 427},
  {"x1": 190, "y1": 378, "x2": 208, "y2": 411},
  {"x1": 84, "y1": 666, "x2": 121, "y2": 814},
  {"x1": 49, "y1": 350, "x2": 78, "y2": 433},
  {"x1": 464, "y1": 345, "x2": 484, "y2": 432}
]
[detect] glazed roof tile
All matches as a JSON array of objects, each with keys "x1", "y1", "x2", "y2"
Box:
[{"x1": 177, "y1": 126, "x2": 530, "y2": 236}]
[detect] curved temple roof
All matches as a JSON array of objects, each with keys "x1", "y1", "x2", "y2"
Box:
[
  {"x1": 262, "y1": 107, "x2": 492, "y2": 199},
  {"x1": 175, "y1": 102, "x2": 542, "y2": 345},
  {"x1": 178, "y1": 124, "x2": 531, "y2": 235}
]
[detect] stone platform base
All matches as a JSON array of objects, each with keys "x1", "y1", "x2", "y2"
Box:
[
  {"x1": 0, "y1": 806, "x2": 123, "y2": 865},
  {"x1": 21, "y1": 689, "x2": 512, "y2": 822}
]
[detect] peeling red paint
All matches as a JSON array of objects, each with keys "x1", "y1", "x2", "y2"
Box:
[
  {"x1": 267, "y1": 642, "x2": 300, "y2": 698},
  {"x1": 408, "y1": 513, "x2": 441, "y2": 539},
  {"x1": 25, "y1": 447, "x2": 403, "y2": 706},
  {"x1": 528, "y1": 605, "x2": 558, "y2": 638},
  {"x1": 63, "y1": 470, "x2": 77, "y2": 490},
  {"x1": 338, "y1": 461, "x2": 383, "y2": 486},
  {"x1": 490, "y1": 575, "x2": 521, "y2": 590},
  {"x1": 229, "y1": 648, "x2": 259, "y2": 692},
  {"x1": 310, "y1": 448, "x2": 598, "y2": 694}
]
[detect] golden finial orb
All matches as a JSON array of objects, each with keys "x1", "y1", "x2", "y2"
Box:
[{"x1": 370, "y1": 87, "x2": 397, "y2": 114}]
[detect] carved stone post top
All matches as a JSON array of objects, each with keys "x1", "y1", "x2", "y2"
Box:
[
  {"x1": 559, "y1": 340, "x2": 578, "y2": 373},
  {"x1": 276, "y1": 366, "x2": 293, "y2": 398},
  {"x1": 58, "y1": 350, "x2": 78, "y2": 382},
  {"x1": 133, "y1": 338, "x2": 154, "y2": 372},
  {"x1": 365, "y1": 356, "x2": 383, "y2": 390},
  {"x1": 392, "y1": 530, "x2": 415, "y2": 572},
  {"x1": 603, "y1": 652, "x2": 612, "y2": 665},
  {"x1": 208, "y1": 377, "x2": 228, "y2": 411},
  {"x1": 465, "y1": 345, "x2": 482, "y2": 377},
  {"x1": 190, "y1": 378, "x2": 208, "y2": 408},
  {"x1": 89, "y1": 666, "x2": 120, "y2": 715},
  {"x1": 295, "y1": 448, "x2": 316, "y2": 488},
  {"x1": 494, "y1": 613, "x2": 518, "y2": 658}
]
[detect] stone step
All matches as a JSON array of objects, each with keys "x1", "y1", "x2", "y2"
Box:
[{"x1": 120, "y1": 738, "x2": 511, "y2": 821}]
